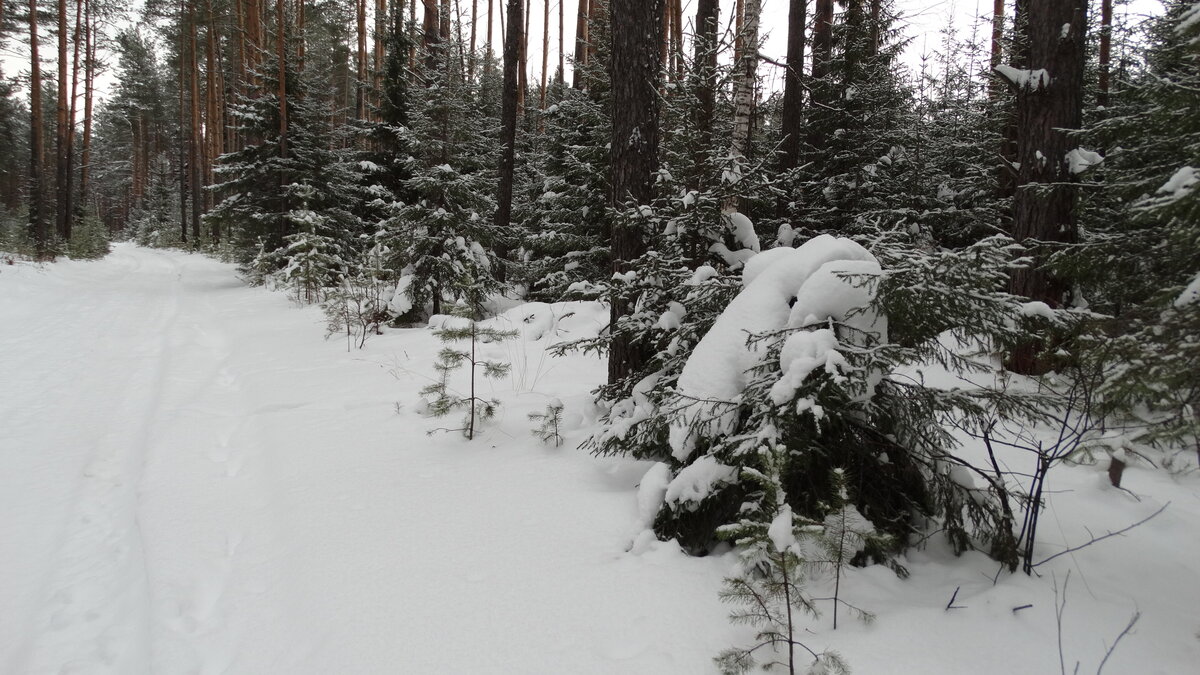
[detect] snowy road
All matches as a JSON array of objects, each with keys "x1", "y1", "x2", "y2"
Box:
[{"x1": 0, "y1": 245, "x2": 730, "y2": 674}]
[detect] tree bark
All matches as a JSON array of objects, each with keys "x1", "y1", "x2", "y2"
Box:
[
  {"x1": 178, "y1": 0, "x2": 188, "y2": 244},
  {"x1": 779, "y1": 0, "x2": 806, "y2": 174},
  {"x1": 469, "y1": 0, "x2": 478, "y2": 79},
  {"x1": 66, "y1": 0, "x2": 82, "y2": 225},
  {"x1": 692, "y1": 0, "x2": 718, "y2": 181},
  {"x1": 726, "y1": 0, "x2": 760, "y2": 210},
  {"x1": 29, "y1": 0, "x2": 48, "y2": 254},
  {"x1": 422, "y1": 0, "x2": 439, "y2": 74},
  {"x1": 539, "y1": 0, "x2": 548, "y2": 109},
  {"x1": 1006, "y1": 0, "x2": 1088, "y2": 373},
  {"x1": 607, "y1": 0, "x2": 663, "y2": 385},
  {"x1": 56, "y1": 0, "x2": 71, "y2": 240},
  {"x1": 357, "y1": 0, "x2": 368, "y2": 119},
  {"x1": 572, "y1": 0, "x2": 588, "y2": 88},
  {"x1": 189, "y1": 0, "x2": 203, "y2": 242},
  {"x1": 518, "y1": 0, "x2": 527, "y2": 110},
  {"x1": 1098, "y1": 0, "x2": 1112, "y2": 108},
  {"x1": 988, "y1": 0, "x2": 1004, "y2": 100},
  {"x1": 79, "y1": 0, "x2": 95, "y2": 206},
  {"x1": 495, "y1": 0, "x2": 523, "y2": 282},
  {"x1": 807, "y1": 0, "x2": 833, "y2": 151}
]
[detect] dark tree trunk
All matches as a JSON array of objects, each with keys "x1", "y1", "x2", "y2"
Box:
[
  {"x1": 607, "y1": 0, "x2": 663, "y2": 386},
  {"x1": 806, "y1": 0, "x2": 833, "y2": 151},
  {"x1": 692, "y1": 0, "x2": 718, "y2": 176},
  {"x1": 56, "y1": 0, "x2": 71, "y2": 241},
  {"x1": 1006, "y1": 0, "x2": 1088, "y2": 374},
  {"x1": 29, "y1": 0, "x2": 48, "y2": 254},
  {"x1": 987, "y1": 0, "x2": 1004, "y2": 101},
  {"x1": 495, "y1": 0, "x2": 523, "y2": 281},
  {"x1": 79, "y1": 0, "x2": 95, "y2": 206},
  {"x1": 189, "y1": 1, "x2": 203, "y2": 243},
  {"x1": 1098, "y1": 0, "x2": 1112, "y2": 108},
  {"x1": 779, "y1": 0, "x2": 806, "y2": 173},
  {"x1": 572, "y1": 0, "x2": 588, "y2": 88}
]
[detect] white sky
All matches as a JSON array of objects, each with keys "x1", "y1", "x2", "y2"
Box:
[{"x1": 1, "y1": 0, "x2": 1165, "y2": 105}]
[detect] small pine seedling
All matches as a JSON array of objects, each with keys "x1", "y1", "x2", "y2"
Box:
[
  {"x1": 528, "y1": 398, "x2": 566, "y2": 447},
  {"x1": 421, "y1": 305, "x2": 518, "y2": 440}
]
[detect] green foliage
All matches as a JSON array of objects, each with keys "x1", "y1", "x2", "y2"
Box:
[
  {"x1": 421, "y1": 305, "x2": 518, "y2": 440},
  {"x1": 528, "y1": 399, "x2": 566, "y2": 447},
  {"x1": 1065, "y1": 1, "x2": 1200, "y2": 457},
  {"x1": 66, "y1": 210, "x2": 111, "y2": 260},
  {"x1": 713, "y1": 439, "x2": 852, "y2": 675}
]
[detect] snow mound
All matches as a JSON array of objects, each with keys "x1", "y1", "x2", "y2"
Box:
[{"x1": 669, "y1": 235, "x2": 878, "y2": 461}]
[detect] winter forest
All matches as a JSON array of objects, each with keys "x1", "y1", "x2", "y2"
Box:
[{"x1": 1, "y1": 0, "x2": 1198, "y2": 673}]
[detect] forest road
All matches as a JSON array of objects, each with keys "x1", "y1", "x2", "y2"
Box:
[{"x1": 1, "y1": 244, "x2": 303, "y2": 675}]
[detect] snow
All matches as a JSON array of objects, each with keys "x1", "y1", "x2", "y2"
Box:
[
  {"x1": 670, "y1": 236, "x2": 876, "y2": 460},
  {"x1": 1019, "y1": 300, "x2": 1059, "y2": 321},
  {"x1": 1157, "y1": 165, "x2": 1198, "y2": 199},
  {"x1": 663, "y1": 455, "x2": 739, "y2": 506},
  {"x1": 768, "y1": 505, "x2": 798, "y2": 553},
  {"x1": 1175, "y1": 272, "x2": 1200, "y2": 307},
  {"x1": 723, "y1": 210, "x2": 761, "y2": 253},
  {"x1": 994, "y1": 65, "x2": 1051, "y2": 91},
  {"x1": 770, "y1": 328, "x2": 845, "y2": 406},
  {"x1": 3, "y1": 245, "x2": 1199, "y2": 675},
  {"x1": 1065, "y1": 148, "x2": 1104, "y2": 174}
]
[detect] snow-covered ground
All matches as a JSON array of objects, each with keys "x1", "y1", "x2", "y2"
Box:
[{"x1": 2, "y1": 244, "x2": 1197, "y2": 674}]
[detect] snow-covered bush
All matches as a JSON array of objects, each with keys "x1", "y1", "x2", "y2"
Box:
[{"x1": 593, "y1": 226, "x2": 1047, "y2": 572}]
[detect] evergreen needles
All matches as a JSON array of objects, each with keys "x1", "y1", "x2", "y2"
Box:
[{"x1": 421, "y1": 305, "x2": 518, "y2": 440}]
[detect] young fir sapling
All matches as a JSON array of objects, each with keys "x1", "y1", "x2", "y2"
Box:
[
  {"x1": 528, "y1": 398, "x2": 566, "y2": 447},
  {"x1": 421, "y1": 305, "x2": 518, "y2": 440}
]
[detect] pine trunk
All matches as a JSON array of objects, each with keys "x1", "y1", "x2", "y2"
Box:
[
  {"x1": 607, "y1": 0, "x2": 662, "y2": 386},
  {"x1": 56, "y1": 0, "x2": 71, "y2": 241},
  {"x1": 539, "y1": 0, "x2": 548, "y2": 109},
  {"x1": 988, "y1": 0, "x2": 1004, "y2": 100},
  {"x1": 422, "y1": 0, "x2": 439, "y2": 75},
  {"x1": 1098, "y1": 0, "x2": 1112, "y2": 108},
  {"x1": 692, "y1": 0, "x2": 718, "y2": 182},
  {"x1": 469, "y1": 0, "x2": 477, "y2": 79},
  {"x1": 518, "y1": 0, "x2": 527, "y2": 110},
  {"x1": 1007, "y1": 0, "x2": 1087, "y2": 374},
  {"x1": 205, "y1": 0, "x2": 223, "y2": 229},
  {"x1": 29, "y1": 0, "x2": 48, "y2": 254},
  {"x1": 189, "y1": 1, "x2": 203, "y2": 243},
  {"x1": 572, "y1": 0, "x2": 587, "y2": 88},
  {"x1": 79, "y1": 0, "x2": 95, "y2": 206},
  {"x1": 178, "y1": 0, "x2": 188, "y2": 245},
  {"x1": 357, "y1": 0, "x2": 368, "y2": 120},
  {"x1": 807, "y1": 0, "x2": 833, "y2": 151},
  {"x1": 779, "y1": 0, "x2": 806, "y2": 174},
  {"x1": 496, "y1": 0, "x2": 523, "y2": 282},
  {"x1": 66, "y1": 0, "x2": 82, "y2": 226}
]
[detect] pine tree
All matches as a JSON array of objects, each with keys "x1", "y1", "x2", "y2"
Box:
[{"x1": 421, "y1": 305, "x2": 518, "y2": 440}]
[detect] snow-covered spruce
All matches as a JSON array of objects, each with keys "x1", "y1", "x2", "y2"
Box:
[{"x1": 605, "y1": 228, "x2": 1034, "y2": 569}]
